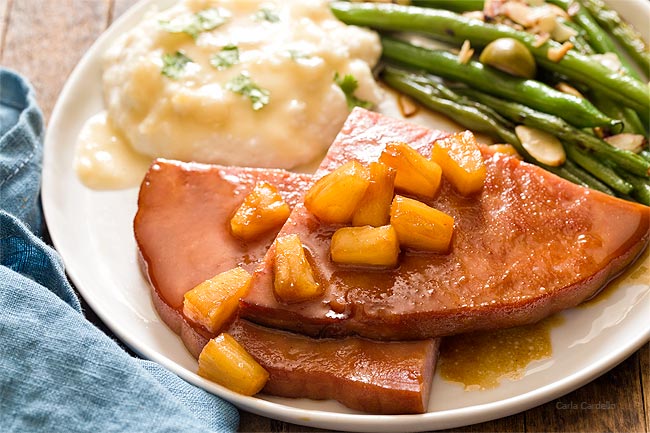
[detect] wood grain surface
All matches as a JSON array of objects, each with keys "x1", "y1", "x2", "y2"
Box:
[{"x1": 2, "y1": 1, "x2": 648, "y2": 432}]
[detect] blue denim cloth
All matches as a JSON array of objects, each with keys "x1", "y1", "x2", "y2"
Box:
[{"x1": 0, "y1": 68, "x2": 239, "y2": 433}]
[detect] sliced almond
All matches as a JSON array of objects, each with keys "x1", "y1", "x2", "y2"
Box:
[
  {"x1": 552, "y1": 20, "x2": 578, "y2": 42},
  {"x1": 504, "y1": 1, "x2": 534, "y2": 27},
  {"x1": 458, "y1": 40, "x2": 475, "y2": 64},
  {"x1": 515, "y1": 125, "x2": 566, "y2": 166},
  {"x1": 555, "y1": 82, "x2": 584, "y2": 98},
  {"x1": 604, "y1": 133, "x2": 647, "y2": 154},
  {"x1": 547, "y1": 41, "x2": 573, "y2": 62},
  {"x1": 567, "y1": 1, "x2": 580, "y2": 17},
  {"x1": 530, "y1": 7, "x2": 557, "y2": 34},
  {"x1": 462, "y1": 11, "x2": 486, "y2": 21},
  {"x1": 397, "y1": 94, "x2": 419, "y2": 118},
  {"x1": 533, "y1": 32, "x2": 551, "y2": 47}
]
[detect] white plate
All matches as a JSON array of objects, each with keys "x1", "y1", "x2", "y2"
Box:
[{"x1": 42, "y1": 1, "x2": 650, "y2": 431}]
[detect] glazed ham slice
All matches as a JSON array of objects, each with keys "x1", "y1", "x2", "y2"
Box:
[
  {"x1": 228, "y1": 319, "x2": 438, "y2": 414},
  {"x1": 240, "y1": 108, "x2": 650, "y2": 340},
  {"x1": 134, "y1": 159, "x2": 439, "y2": 414},
  {"x1": 134, "y1": 159, "x2": 312, "y2": 311}
]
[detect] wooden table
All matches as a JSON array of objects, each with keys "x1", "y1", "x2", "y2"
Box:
[{"x1": 2, "y1": 1, "x2": 648, "y2": 432}]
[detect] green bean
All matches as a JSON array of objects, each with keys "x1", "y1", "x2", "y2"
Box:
[
  {"x1": 565, "y1": 145, "x2": 634, "y2": 195},
  {"x1": 409, "y1": 0, "x2": 483, "y2": 13},
  {"x1": 580, "y1": 0, "x2": 650, "y2": 78},
  {"x1": 545, "y1": 0, "x2": 647, "y2": 134},
  {"x1": 552, "y1": 0, "x2": 644, "y2": 79},
  {"x1": 562, "y1": 159, "x2": 615, "y2": 195},
  {"x1": 616, "y1": 109, "x2": 644, "y2": 136},
  {"x1": 382, "y1": 66, "x2": 620, "y2": 194},
  {"x1": 329, "y1": 1, "x2": 650, "y2": 115},
  {"x1": 560, "y1": 20, "x2": 595, "y2": 56},
  {"x1": 394, "y1": 0, "x2": 645, "y2": 131},
  {"x1": 545, "y1": 165, "x2": 589, "y2": 188},
  {"x1": 407, "y1": 0, "x2": 646, "y2": 79},
  {"x1": 641, "y1": 150, "x2": 650, "y2": 163},
  {"x1": 590, "y1": 90, "x2": 646, "y2": 135},
  {"x1": 615, "y1": 170, "x2": 650, "y2": 206},
  {"x1": 454, "y1": 87, "x2": 650, "y2": 177},
  {"x1": 380, "y1": 36, "x2": 618, "y2": 129},
  {"x1": 547, "y1": 0, "x2": 640, "y2": 72},
  {"x1": 402, "y1": 72, "x2": 465, "y2": 102},
  {"x1": 540, "y1": 18, "x2": 637, "y2": 134},
  {"x1": 395, "y1": 69, "x2": 517, "y2": 129},
  {"x1": 381, "y1": 66, "x2": 520, "y2": 146}
]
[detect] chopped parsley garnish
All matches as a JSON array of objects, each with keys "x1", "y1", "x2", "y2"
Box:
[
  {"x1": 210, "y1": 45, "x2": 240, "y2": 70},
  {"x1": 159, "y1": 8, "x2": 228, "y2": 40},
  {"x1": 161, "y1": 51, "x2": 194, "y2": 79},
  {"x1": 226, "y1": 72, "x2": 270, "y2": 110},
  {"x1": 253, "y1": 7, "x2": 280, "y2": 23},
  {"x1": 334, "y1": 72, "x2": 373, "y2": 110}
]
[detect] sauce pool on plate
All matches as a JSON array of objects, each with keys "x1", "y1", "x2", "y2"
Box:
[
  {"x1": 439, "y1": 315, "x2": 565, "y2": 390},
  {"x1": 74, "y1": 111, "x2": 152, "y2": 190}
]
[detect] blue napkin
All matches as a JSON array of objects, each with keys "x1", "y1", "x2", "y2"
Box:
[{"x1": 0, "y1": 68, "x2": 239, "y2": 433}]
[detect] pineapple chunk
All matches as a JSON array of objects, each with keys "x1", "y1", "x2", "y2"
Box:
[
  {"x1": 273, "y1": 234, "x2": 322, "y2": 303},
  {"x1": 230, "y1": 181, "x2": 291, "y2": 240},
  {"x1": 431, "y1": 131, "x2": 486, "y2": 196},
  {"x1": 330, "y1": 225, "x2": 400, "y2": 267},
  {"x1": 489, "y1": 144, "x2": 522, "y2": 158},
  {"x1": 198, "y1": 333, "x2": 269, "y2": 396},
  {"x1": 390, "y1": 195, "x2": 454, "y2": 252},
  {"x1": 183, "y1": 267, "x2": 252, "y2": 334},
  {"x1": 304, "y1": 160, "x2": 370, "y2": 224},
  {"x1": 378, "y1": 142, "x2": 442, "y2": 199},
  {"x1": 351, "y1": 162, "x2": 396, "y2": 227}
]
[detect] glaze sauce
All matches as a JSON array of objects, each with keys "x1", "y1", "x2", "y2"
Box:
[
  {"x1": 580, "y1": 245, "x2": 649, "y2": 307},
  {"x1": 438, "y1": 314, "x2": 565, "y2": 390},
  {"x1": 74, "y1": 111, "x2": 152, "y2": 190}
]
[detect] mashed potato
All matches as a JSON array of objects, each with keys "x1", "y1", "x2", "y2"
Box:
[{"x1": 102, "y1": 0, "x2": 382, "y2": 169}]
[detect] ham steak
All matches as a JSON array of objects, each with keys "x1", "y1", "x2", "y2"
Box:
[
  {"x1": 240, "y1": 108, "x2": 650, "y2": 340},
  {"x1": 134, "y1": 108, "x2": 648, "y2": 413},
  {"x1": 134, "y1": 160, "x2": 312, "y2": 310},
  {"x1": 228, "y1": 319, "x2": 438, "y2": 414},
  {"x1": 134, "y1": 159, "x2": 439, "y2": 414}
]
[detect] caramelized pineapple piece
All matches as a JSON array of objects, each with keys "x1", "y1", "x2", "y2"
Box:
[
  {"x1": 379, "y1": 142, "x2": 442, "y2": 199},
  {"x1": 489, "y1": 144, "x2": 522, "y2": 158},
  {"x1": 198, "y1": 333, "x2": 269, "y2": 396},
  {"x1": 304, "y1": 160, "x2": 370, "y2": 224},
  {"x1": 230, "y1": 181, "x2": 291, "y2": 240},
  {"x1": 273, "y1": 234, "x2": 322, "y2": 303},
  {"x1": 390, "y1": 195, "x2": 454, "y2": 252},
  {"x1": 351, "y1": 162, "x2": 396, "y2": 227},
  {"x1": 431, "y1": 131, "x2": 486, "y2": 196},
  {"x1": 331, "y1": 225, "x2": 400, "y2": 267},
  {"x1": 183, "y1": 267, "x2": 252, "y2": 333}
]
